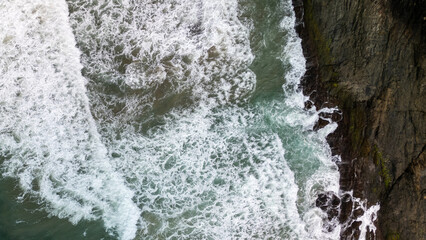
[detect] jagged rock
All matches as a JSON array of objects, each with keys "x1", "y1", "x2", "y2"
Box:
[{"x1": 293, "y1": 0, "x2": 426, "y2": 239}]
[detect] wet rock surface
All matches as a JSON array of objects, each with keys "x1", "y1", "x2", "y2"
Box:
[
  {"x1": 293, "y1": 0, "x2": 425, "y2": 239},
  {"x1": 316, "y1": 192, "x2": 341, "y2": 220}
]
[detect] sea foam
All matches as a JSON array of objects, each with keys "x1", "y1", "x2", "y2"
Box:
[
  {"x1": 0, "y1": 1, "x2": 140, "y2": 239},
  {"x1": 0, "y1": 0, "x2": 374, "y2": 239}
]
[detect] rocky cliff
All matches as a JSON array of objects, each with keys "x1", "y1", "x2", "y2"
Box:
[{"x1": 293, "y1": 0, "x2": 425, "y2": 239}]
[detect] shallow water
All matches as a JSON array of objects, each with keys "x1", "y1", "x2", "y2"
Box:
[{"x1": 1, "y1": 0, "x2": 344, "y2": 239}]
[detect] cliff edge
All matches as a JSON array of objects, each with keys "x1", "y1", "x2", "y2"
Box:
[{"x1": 293, "y1": 0, "x2": 425, "y2": 239}]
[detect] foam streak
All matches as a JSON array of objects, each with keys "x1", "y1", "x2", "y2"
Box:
[{"x1": 0, "y1": 1, "x2": 140, "y2": 239}]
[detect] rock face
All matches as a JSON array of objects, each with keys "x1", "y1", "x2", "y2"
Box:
[{"x1": 293, "y1": 0, "x2": 425, "y2": 239}]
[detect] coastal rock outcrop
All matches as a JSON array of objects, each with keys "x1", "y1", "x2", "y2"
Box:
[{"x1": 293, "y1": 0, "x2": 425, "y2": 239}]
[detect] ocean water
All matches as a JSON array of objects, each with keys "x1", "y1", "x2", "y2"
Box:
[{"x1": 0, "y1": 0, "x2": 376, "y2": 239}]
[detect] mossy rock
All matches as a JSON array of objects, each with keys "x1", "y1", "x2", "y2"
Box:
[
  {"x1": 386, "y1": 232, "x2": 400, "y2": 240},
  {"x1": 373, "y1": 144, "x2": 393, "y2": 189}
]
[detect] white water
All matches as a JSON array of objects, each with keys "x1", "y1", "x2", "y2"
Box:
[
  {"x1": 0, "y1": 1, "x2": 139, "y2": 239},
  {"x1": 0, "y1": 0, "x2": 378, "y2": 239}
]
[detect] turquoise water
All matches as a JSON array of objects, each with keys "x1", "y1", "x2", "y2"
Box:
[{"x1": 0, "y1": 0, "x2": 345, "y2": 239}]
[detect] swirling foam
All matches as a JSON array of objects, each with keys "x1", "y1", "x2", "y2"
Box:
[
  {"x1": 0, "y1": 1, "x2": 140, "y2": 239},
  {"x1": 1, "y1": 0, "x2": 347, "y2": 239},
  {"x1": 67, "y1": 0, "x2": 342, "y2": 239}
]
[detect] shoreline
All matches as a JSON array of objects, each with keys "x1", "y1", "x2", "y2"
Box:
[{"x1": 291, "y1": 0, "x2": 378, "y2": 239}]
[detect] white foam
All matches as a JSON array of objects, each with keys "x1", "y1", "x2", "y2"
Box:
[
  {"x1": 277, "y1": 1, "x2": 381, "y2": 237},
  {"x1": 67, "y1": 0, "x2": 344, "y2": 238},
  {"x1": 102, "y1": 102, "x2": 316, "y2": 238},
  {"x1": 355, "y1": 198, "x2": 381, "y2": 240},
  {"x1": 0, "y1": 1, "x2": 140, "y2": 239},
  {"x1": 277, "y1": 0, "x2": 345, "y2": 239},
  {"x1": 68, "y1": 0, "x2": 256, "y2": 114}
]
